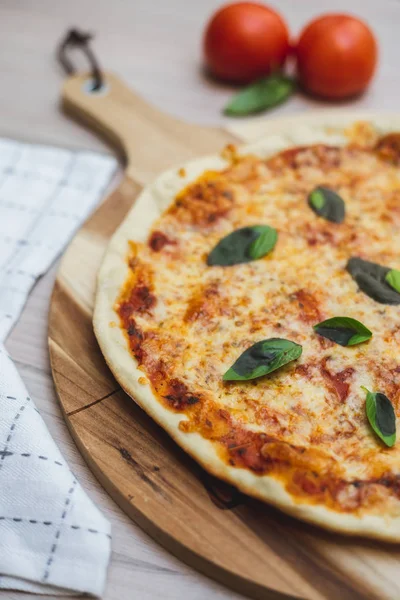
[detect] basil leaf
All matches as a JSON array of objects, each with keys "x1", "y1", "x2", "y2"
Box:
[
  {"x1": 347, "y1": 257, "x2": 400, "y2": 305},
  {"x1": 224, "y1": 74, "x2": 295, "y2": 117},
  {"x1": 207, "y1": 225, "x2": 277, "y2": 267},
  {"x1": 385, "y1": 269, "x2": 400, "y2": 294},
  {"x1": 313, "y1": 316, "x2": 372, "y2": 347},
  {"x1": 248, "y1": 227, "x2": 278, "y2": 260},
  {"x1": 223, "y1": 338, "x2": 302, "y2": 381},
  {"x1": 308, "y1": 186, "x2": 345, "y2": 223},
  {"x1": 363, "y1": 387, "x2": 396, "y2": 447}
]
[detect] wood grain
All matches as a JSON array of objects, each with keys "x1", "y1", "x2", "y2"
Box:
[
  {"x1": 4, "y1": 1, "x2": 400, "y2": 598},
  {"x1": 62, "y1": 73, "x2": 238, "y2": 186},
  {"x1": 48, "y1": 72, "x2": 400, "y2": 600}
]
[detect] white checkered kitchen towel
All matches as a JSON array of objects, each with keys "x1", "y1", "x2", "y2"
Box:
[{"x1": 0, "y1": 138, "x2": 116, "y2": 596}]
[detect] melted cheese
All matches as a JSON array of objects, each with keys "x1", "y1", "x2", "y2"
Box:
[{"x1": 116, "y1": 137, "x2": 400, "y2": 515}]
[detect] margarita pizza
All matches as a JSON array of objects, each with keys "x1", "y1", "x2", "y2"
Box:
[{"x1": 94, "y1": 117, "x2": 400, "y2": 541}]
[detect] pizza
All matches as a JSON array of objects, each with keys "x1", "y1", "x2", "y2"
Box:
[{"x1": 94, "y1": 116, "x2": 400, "y2": 541}]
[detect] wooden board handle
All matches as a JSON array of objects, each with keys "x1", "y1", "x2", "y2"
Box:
[
  {"x1": 62, "y1": 72, "x2": 234, "y2": 184},
  {"x1": 62, "y1": 73, "x2": 137, "y2": 159}
]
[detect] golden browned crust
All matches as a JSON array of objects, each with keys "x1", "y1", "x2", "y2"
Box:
[{"x1": 94, "y1": 116, "x2": 400, "y2": 541}]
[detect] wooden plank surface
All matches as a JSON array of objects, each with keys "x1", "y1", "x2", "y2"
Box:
[
  {"x1": 48, "y1": 78, "x2": 400, "y2": 599},
  {"x1": 2, "y1": 1, "x2": 400, "y2": 598}
]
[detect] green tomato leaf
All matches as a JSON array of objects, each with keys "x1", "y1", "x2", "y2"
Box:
[
  {"x1": 207, "y1": 225, "x2": 277, "y2": 267},
  {"x1": 347, "y1": 257, "x2": 400, "y2": 305},
  {"x1": 224, "y1": 74, "x2": 296, "y2": 117},
  {"x1": 308, "y1": 186, "x2": 345, "y2": 223},
  {"x1": 313, "y1": 316, "x2": 372, "y2": 347},
  {"x1": 363, "y1": 387, "x2": 396, "y2": 447},
  {"x1": 223, "y1": 338, "x2": 302, "y2": 381},
  {"x1": 385, "y1": 269, "x2": 400, "y2": 294}
]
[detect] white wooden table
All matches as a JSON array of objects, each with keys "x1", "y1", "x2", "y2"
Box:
[{"x1": 1, "y1": 0, "x2": 400, "y2": 598}]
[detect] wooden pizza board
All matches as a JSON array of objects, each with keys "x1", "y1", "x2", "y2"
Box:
[{"x1": 48, "y1": 73, "x2": 400, "y2": 600}]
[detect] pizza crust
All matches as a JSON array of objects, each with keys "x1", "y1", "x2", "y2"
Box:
[{"x1": 94, "y1": 113, "x2": 400, "y2": 542}]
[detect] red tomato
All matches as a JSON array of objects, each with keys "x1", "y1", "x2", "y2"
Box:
[
  {"x1": 203, "y1": 2, "x2": 290, "y2": 84},
  {"x1": 295, "y1": 14, "x2": 378, "y2": 99}
]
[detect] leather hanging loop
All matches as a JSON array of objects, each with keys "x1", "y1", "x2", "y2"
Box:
[{"x1": 57, "y1": 29, "x2": 103, "y2": 91}]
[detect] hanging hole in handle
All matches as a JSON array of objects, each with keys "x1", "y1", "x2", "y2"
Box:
[{"x1": 82, "y1": 78, "x2": 109, "y2": 96}]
